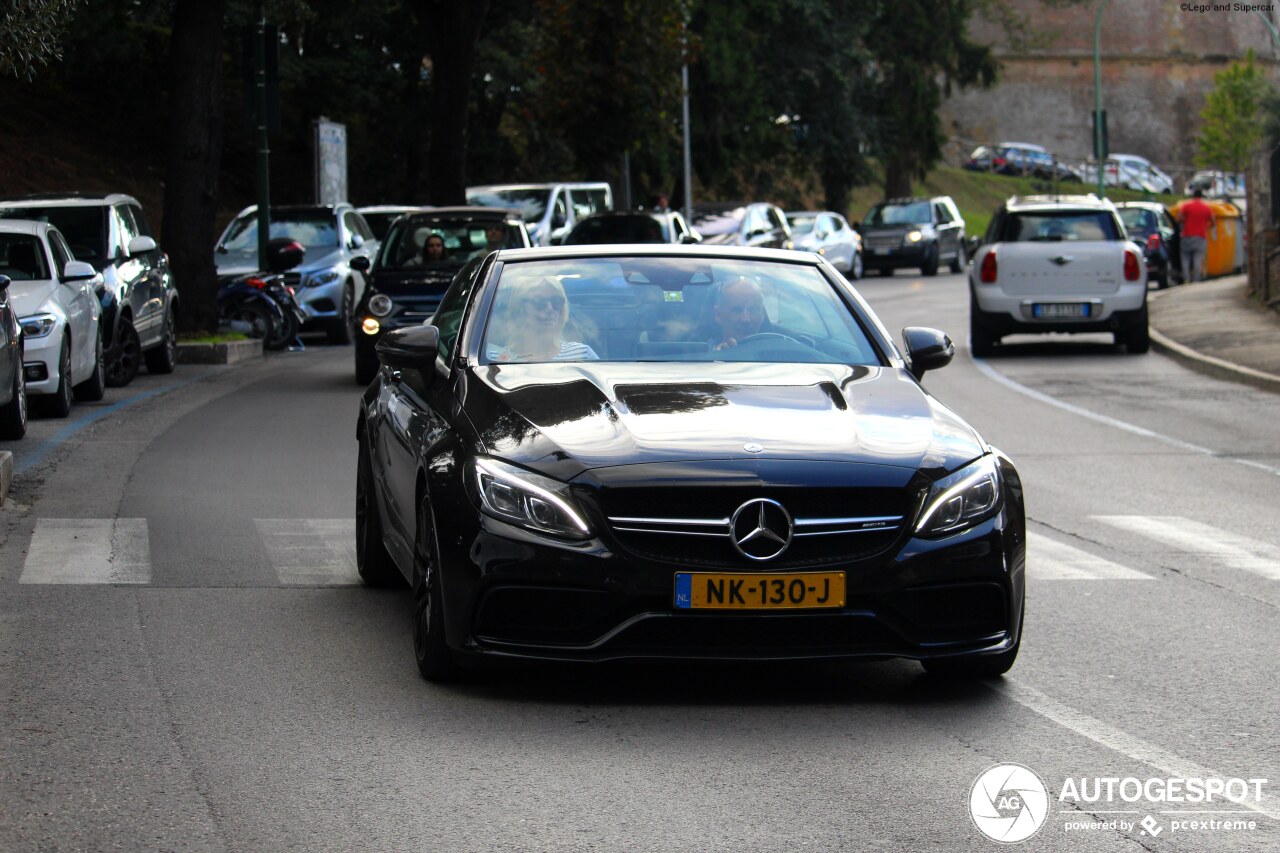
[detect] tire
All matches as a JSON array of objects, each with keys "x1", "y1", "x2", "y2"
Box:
[
  {"x1": 144, "y1": 304, "x2": 178, "y2": 374},
  {"x1": 104, "y1": 319, "x2": 141, "y2": 388},
  {"x1": 72, "y1": 329, "x2": 106, "y2": 402},
  {"x1": 878, "y1": 267, "x2": 894, "y2": 278},
  {"x1": 355, "y1": 353, "x2": 379, "y2": 386},
  {"x1": 41, "y1": 337, "x2": 73, "y2": 418},
  {"x1": 969, "y1": 295, "x2": 998, "y2": 358},
  {"x1": 1120, "y1": 305, "x2": 1150, "y2": 354},
  {"x1": 949, "y1": 242, "x2": 966, "y2": 274},
  {"x1": 0, "y1": 350, "x2": 27, "y2": 440},
  {"x1": 264, "y1": 307, "x2": 298, "y2": 352},
  {"x1": 921, "y1": 244, "x2": 939, "y2": 277},
  {"x1": 921, "y1": 639, "x2": 1019, "y2": 678},
  {"x1": 356, "y1": 435, "x2": 405, "y2": 588},
  {"x1": 412, "y1": 497, "x2": 462, "y2": 682},
  {"x1": 230, "y1": 302, "x2": 286, "y2": 350},
  {"x1": 847, "y1": 251, "x2": 864, "y2": 281},
  {"x1": 327, "y1": 284, "x2": 354, "y2": 345}
]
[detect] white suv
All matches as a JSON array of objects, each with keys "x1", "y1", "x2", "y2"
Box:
[{"x1": 969, "y1": 195, "x2": 1148, "y2": 356}]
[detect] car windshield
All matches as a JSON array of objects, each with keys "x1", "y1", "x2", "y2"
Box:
[
  {"x1": 222, "y1": 209, "x2": 338, "y2": 251},
  {"x1": 0, "y1": 233, "x2": 50, "y2": 280},
  {"x1": 465, "y1": 189, "x2": 549, "y2": 222},
  {"x1": 865, "y1": 202, "x2": 931, "y2": 227},
  {"x1": 999, "y1": 210, "x2": 1122, "y2": 242},
  {"x1": 379, "y1": 218, "x2": 514, "y2": 269},
  {"x1": 787, "y1": 215, "x2": 817, "y2": 238},
  {"x1": 564, "y1": 215, "x2": 666, "y2": 244},
  {"x1": 1118, "y1": 208, "x2": 1157, "y2": 233},
  {"x1": 480, "y1": 257, "x2": 880, "y2": 365},
  {"x1": 0, "y1": 205, "x2": 107, "y2": 261},
  {"x1": 361, "y1": 210, "x2": 415, "y2": 242}
]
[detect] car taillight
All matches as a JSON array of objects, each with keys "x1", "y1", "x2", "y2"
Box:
[
  {"x1": 1124, "y1": 250, "x2": 1141, "y2": 281},
  {"x1": 993, "y1": 157, "x2": 1006, "y2": 167},
  {"x1": 246, "y1": 277, "x2": 268, "y2": 289},
  {"x1": 979, "y1": 249, "x2": 998, "y2": 283},
  {"x1": 1146, "y1": 233, "x2": 1162, "y2": 251}
]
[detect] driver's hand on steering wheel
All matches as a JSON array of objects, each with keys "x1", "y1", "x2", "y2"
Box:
[{"x1": 714, "y1": 338, "x2": 738, "y2": 351}]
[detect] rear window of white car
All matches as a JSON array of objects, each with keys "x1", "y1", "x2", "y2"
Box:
[{"x1": 997, "y1": 210, "x2": 1122, "y2": 242}]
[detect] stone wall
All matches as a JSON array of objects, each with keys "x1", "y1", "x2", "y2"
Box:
[{"x1": 941, "y1": 0, "x2": 1280, "y2": 185}]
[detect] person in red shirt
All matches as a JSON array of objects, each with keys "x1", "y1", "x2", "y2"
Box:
[{"x1": 1177, "y1": 189, "x2": 1216, "y2": 283}]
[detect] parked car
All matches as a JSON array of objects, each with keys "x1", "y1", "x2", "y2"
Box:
[
  {"x1": 1183, "y1": 171, "x2": 1245, "y2": 199},
  {"x1": 466, "y1": 183, "x2": 612, "y2": 246},
  {"x1": 964, "y1": 143, "x2": 1082, "y2": 182},
  {"x1": 215, "y1": 203, "x2": 376, "y2": 344},
  {"x1": 691, "y1": 202, "x2": 791, "y2": 249},
  {"x1": 0, "y1": 192, "x2": 179, "y2": 387},
  {"x1": 354, "y1": 206, "x2": 531, "y2": 384},
  {"x1": 969, "y1": 194, "x2": 1148, "y2": 355},
  {"x1": 356, "y1": 205, "x2": 430, "y2": 243},
  {"x1": 1104, "y1": 154, "x2": 1174, "y2": 194},
  {"x1": 0, "y1": 220, "x2": 104, "y2": 417},
  {"x1": 1116, "y1": 201, "x2": 1181, "y2": 289},
  {"x1": 786, "y1": 210, "x2": 863, "y2": 278},
  {"x1": 563, "y1": 210, "x2": 700, "y2": 245},
  {"x1": 356, "y1": 244, "x2": 1026, "y2": 682},
  {"x1": 860, "y1": 196, "x2": 967, "y2": 276},
  {"x1": 0, "y1": 274, "x2": 27, "y2": 439}
]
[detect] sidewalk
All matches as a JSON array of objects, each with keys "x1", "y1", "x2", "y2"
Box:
[{"x1": 1148, "y1": 273, "x2": 1280, "y2": 393}]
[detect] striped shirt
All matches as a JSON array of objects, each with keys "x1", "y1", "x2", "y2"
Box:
[{"x1": 486, "y1": 340, "x2": 600, "y2": 362}]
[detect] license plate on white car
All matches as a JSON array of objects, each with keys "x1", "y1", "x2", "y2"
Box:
[{"x1": 1033, "y1": 303, "x2": 1091, "y2": 319}]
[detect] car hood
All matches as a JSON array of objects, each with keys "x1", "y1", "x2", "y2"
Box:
[
  {"x1": 214, "y1": 247, "x2": 346, "y2": 277},
  {"x1": 463, "y1": 362, "x2": 986, "y2": 482},
  {"x1": 8, "y1": 280, "x2": 59, "y2": 318},
  {"x1": 368, "y1": 263, "x2": 465, "y2": 297}
]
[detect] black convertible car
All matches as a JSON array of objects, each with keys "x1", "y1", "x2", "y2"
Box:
[{"x1": 357, "y1": 245, "x2": 1025, "y2": 681}]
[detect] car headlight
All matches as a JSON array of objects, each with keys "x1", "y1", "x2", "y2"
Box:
[
  {"x1": 307, "y1": 270, "x2": 341, "y2": 287},
  {"x1": 906, "y1": 230, "x2": 923, "y2": 243},
  {"x1": 20, "y1": 314, "x2": 57, "y2": 338},
  {"x1": 368, "y1": 294, "x2": 393, "y2": 317},
  {"x1": 914, "y1": 455, "x2": 1001, "y2": 537},
  {"x1": 472, "y1": 456, "x2": 592, "y2": 539}
]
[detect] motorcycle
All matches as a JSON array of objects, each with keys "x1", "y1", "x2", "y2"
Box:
[{"x1": 217, "y1": 238, "x2": 309, "y2": 351}]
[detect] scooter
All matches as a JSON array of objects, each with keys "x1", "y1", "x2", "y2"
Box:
[{"x1": 217, "y1": 238, "x2": 309, "y2": 351}]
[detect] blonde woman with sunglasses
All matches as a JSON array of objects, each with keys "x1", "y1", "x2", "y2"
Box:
[{"x1": 486, "y1": 276, "x2": 598, "y2": 362}]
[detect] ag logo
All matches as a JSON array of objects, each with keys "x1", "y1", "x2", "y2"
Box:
[{"x1": 969, "y1": 763, "x2": 1050, "y2": 844}]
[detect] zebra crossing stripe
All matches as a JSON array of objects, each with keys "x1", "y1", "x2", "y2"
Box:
[
  {"x1": 20, "y1": 518, "x2": 150, "y2": 585},
  {"x1": 1093, "y1": 516, "x2": 1280, "y2": 580},
  {"x1": 1027, "y1": 531, "x2": 1153, "y2": 580},
  {"x1": 255, "y1": 518, "x2": 359, "y2": 586}
]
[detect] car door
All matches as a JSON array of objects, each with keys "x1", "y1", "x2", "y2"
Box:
[
  {"x1": 111, "y1": 204, "x2": 152, "y2": 340},
  {"x1": 48, "y1": 230, "x2": 94, "y2": 377},
  {"x1": 934, "y1": 203, "x2": 958, "y2": 261},
  {"x1": 119, "y1": 203, "x2": 166, "y2": 346},
  {"x1": 344, "y1": 210, "x2": 375, "y2": 305}
]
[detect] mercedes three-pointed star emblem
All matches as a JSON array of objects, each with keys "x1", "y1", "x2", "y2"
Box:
[{"x1": 729, "y1": 498, "x2": 794, "y2": 561}]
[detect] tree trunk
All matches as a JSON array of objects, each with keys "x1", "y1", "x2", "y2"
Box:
[
  {"x1": 162, "y1": 0, "x2": 227, "y2": 333},
  {"x1": 421, "y1": 0, "x2": 489, "y2": 205},
  {"x1": 883, "y1": 159, "x2": 912, "y2": 200}
]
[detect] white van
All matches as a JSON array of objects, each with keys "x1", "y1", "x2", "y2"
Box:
[{"x1": 465, "y1": 183, "x2": 613, "y2": 246}]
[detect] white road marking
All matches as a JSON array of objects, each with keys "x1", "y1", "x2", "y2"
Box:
[
  {"x1": 971, "y1": 355, "x2": 1280, "y2": 478},
  {"x1": 1094, "y1": 515, "x2": 1280, "y2": 580},
  {"x1": 1028, "y1": 532, "x2": 1153, "y2": 580},
  {"x1": 256, "y1": 518, "x2": 359, "y2": 586},
  {"x1": 992, "y1": 679, "x2": 1280, "y2": 822},
  {"x1": 20, "y1": 518, "x2": 150, "y2": 584}
]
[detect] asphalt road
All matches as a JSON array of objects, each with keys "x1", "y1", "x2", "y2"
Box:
[{"x1": 2, "y1": 273, "x2": 1278, "y2": 852}]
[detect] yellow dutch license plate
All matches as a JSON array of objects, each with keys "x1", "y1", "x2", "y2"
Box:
[{"x1": 674, "y1": 571, "x2": 846, "y2": 610}]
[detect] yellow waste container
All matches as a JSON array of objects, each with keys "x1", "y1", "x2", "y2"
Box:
[{"x1": 1170, "y1": 199, "x2": 1244, "y2": 279}]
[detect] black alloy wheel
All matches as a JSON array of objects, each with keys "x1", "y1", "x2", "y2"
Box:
[
  {"x1": 328, "y1": 284, "x2": 354, "y2": 345},
  {"x1": 0, "y1": 348, "x2": 27, "y2": 439},
  {"x1": 949, "y1": 243, "x2": 966, "y2": 274},
  {"x1": 72, "y1": 328, "x2": 106, "y2": 402},
  {"x1": 42, "y1": 337, "x2": 73, "y2": 417},
  {"x1": 356, "y1": 435, "x2": 404, "y2": 588},
  {"x1": 412, "y1": 498, "x2": 461, "y2": 682},
  {"x1": 144, "y1": 304, "x2": 178, "y2": 374},
  {"x1": 105, "y1": 320, "x2": 141, "y2": 388},
  {"x1": 921, "y1": 244, "x2": 939, "y2": 277}
]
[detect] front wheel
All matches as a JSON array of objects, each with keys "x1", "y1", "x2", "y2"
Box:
[
  {"x1": 356, "y1": 435, "x2": 404, "y2": 588},
  {"x1": 847, "y1": 251, "x2": 864, "y2": 281},
  {"x1": 41, "y1": 337, "x2": 73, "y2": 418},
  {"x1": 412, "y1": 499, "x2": 462, "y2": 682},
  {"x1": 105, "y1": 320, "x2": 141, "y2": 388},
  {"x1": 0, "y1": 351, "x2": 27, "y2": 440},
  {"x1": 327, "y1": 284, "x2": 354, "y2": 345},
  {"x1": 921, "y1": 244, "x2": 939, "y2": 277},
  {"x1": 949, "y1": 243, "x2": 966, "y2": 274},
  {"x1": 144, "y1": 303, "x2": 178, "y2": 374},
  {"x1": 72, "y1": 328, "x2": 106, "y2": 402}
]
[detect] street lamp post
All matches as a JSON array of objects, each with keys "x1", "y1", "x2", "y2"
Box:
[{"x1": 1093, "y1": 0, "x2": 1111, "y2": 198}]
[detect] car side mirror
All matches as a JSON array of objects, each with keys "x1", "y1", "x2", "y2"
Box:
[
  {"x1": 902, "y1": 326, "x2": 954, "y2": 380},
  {"x1": 679, "y1": 233, "x2": 700, "y2": 244},
  {"x1": 350, "y1": 255, "x2": 371, "y2": 272},
  {"x1": 552, "y1": 212, "x2": 567, "y2": 229},
  {"x1": 63, "y1": 260, "x2": 97, "y2": 282},
  {"x1": 127, "y1": 235, "x2": 157, "y2": 257},
  {"x1": 0, "y1": 274, "x2": 9, "y2": 292},
  {"x1": 349, "y1": 233, "x2": 365, "y2": 250},
  {"x1": 376, "y1": 324, "x2": 440, "y2": 372}
]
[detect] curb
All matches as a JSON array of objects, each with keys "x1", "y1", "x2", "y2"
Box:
[
  {"x1": 0, "y1": 450, "x2": 11, "y2": 507},
  {"x1": 1148, "y1": 324, "x2": 1280, "y2": 394},
  {"x1": 177, "y1": 339, "x2": 263, "y2": 365}
]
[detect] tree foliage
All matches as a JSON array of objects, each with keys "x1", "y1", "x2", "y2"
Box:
[
  {"x1": 1197, "y1": 49, "x2": 1272, "y2": 174},
  {"x1": 0, "y1": 0, "x2": 79, "y2": 80}
]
